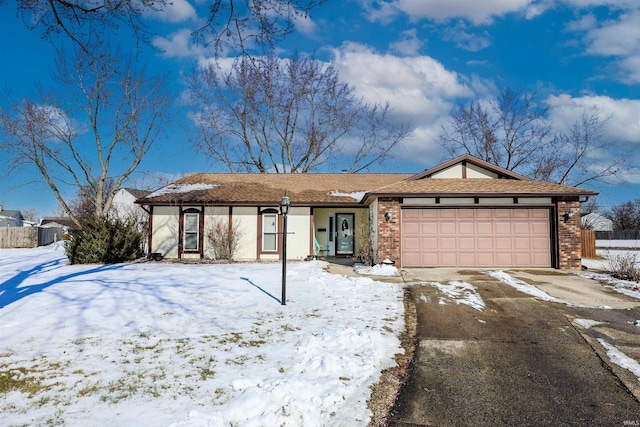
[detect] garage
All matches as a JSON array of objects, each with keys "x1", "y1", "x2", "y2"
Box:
[{"x1": 401, "y1": 208, "x2": 552, "y2": 267}]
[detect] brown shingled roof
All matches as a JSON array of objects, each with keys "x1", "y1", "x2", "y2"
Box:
[
  {"x1": 368, "y1": 178, "x2": 597, "y2": 198},
  {"x1": 137, "y1": 172, "x2": 597, "y2": 206},
  {"x1": 138, "y1": 173, "x2": 413, "y2": 206}
]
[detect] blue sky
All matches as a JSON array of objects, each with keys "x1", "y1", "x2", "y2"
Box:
[{"x1": 1, "y1": 0, "x2": 639, "y2": 216}]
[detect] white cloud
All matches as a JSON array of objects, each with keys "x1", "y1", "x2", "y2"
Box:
[
  {"x1": 292, "y1": 11, "x2": 318, "y2": 36},
  {"x1": 144, "y1": 0, "x2": 197, "y2": 23},
  {"x1": 546, "y1": 93, "x2": 640, "y2": 144},
  {"x1": 153, "y1": 29, "x2": 208, "y2": 59},
  {"x1": 442, "y1": 23, "x2": 492, "y2": 51},
  {"x1": 565, "y1": 13, "x2": 597, "y2": 32},
  {"x1": 583, "y1": 10, "x2": 640, "y2": 57},
  {"x1": 332, "y1": 42, "x2": 471, "y2": 117},
  {"x1": 389, "y1": 28, "x2": 425, "y2": 55},
  {"x1": 566, "y1": 8, "x2": 640, "y2": 82},
  {"x1": 392, "y1": 0, "x2": 535, "y2": 25},
  {"x1": 331, "y1": 43, "x2": 473, "y2": 163}
]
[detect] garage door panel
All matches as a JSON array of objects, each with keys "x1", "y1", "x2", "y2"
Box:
[
  {"x1": 459, "y1": 253, "x2": 476, "y2": 265},
  {"x1": 494, "y1": 252, "x2": 513, "y2": 265},
  {"x1": 476, "y1": 222, "x2": 493, "y2": 234},
  {"x1": 458, "y1": 222, "x2": 474, "y2": 234},
  {"x1": 477, "y1": 237, "x2": 493, "y2": 249},
  {"x1": 421, "y1": 237, "x2": 438, "y2": 247},
  {"x1": 401, "y1": 208, "x2": 551, "y2": 267},
  {"x1": 439, "y1": 252, "x2": 458, "y2": 265},
  {"x1": 512, "y1": 222, "x2": 532, "y2": 234},
  {"x1": 513, "y1": 237, "x2": 531, "y2": 250},
  {"x1": 495, "y1": 223, "x2": 511, "y2": 234},
  {"x1": 421, "y1": 252, "x2": 439, "y2": 265},
  {"x1": 514, "y1": 253, "x2": 532, "y2": 265},
  {"x1": 477, "y1": 253, "x2": 495, "y2": 265},
  {"x1": 458, "y1": 237, "x2": 475, "y2": 250},
  {"x1": 403, "y1": 236, "x2": 420, "y2": 250},
  {"x1": 403, "y1": 222, "x2": 420, "y2": 234},
  {"x1": 495, "y1": 237, "x2": 512, "y2": 249},
  {"x1": 440, "y1": 237, "x2": 457, "y2": 249},
  {"x1": 532, "y1": 237, "x2": 549, "y2": 249},
  {"x1": 440, "y1": 222, "x2": 456, "y2": 234},
  {"x1": 531, "y1": 222, "x2": 549, "y2": 233},
  {"x1": 421, "y1": 222, "x2": 437, "y2": 234}
]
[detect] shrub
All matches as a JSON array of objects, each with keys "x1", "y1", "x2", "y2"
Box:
[
  {"x1": 206, "y1": 217, "x2": 244, "y2": 260},
  {"x1": 66, "y1": 216, "x2": 144, "y2": 264},
  {"x1": 354, "y1": 223, "x2": 374, "y2": 266},
  {"x1": 607, "y1": 252, "x2": 640, "y2": 282}
]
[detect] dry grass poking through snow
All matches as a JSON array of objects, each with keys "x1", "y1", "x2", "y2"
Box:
[{"x1": 367, "y1": 288, "x2": 417, "y2": 426}]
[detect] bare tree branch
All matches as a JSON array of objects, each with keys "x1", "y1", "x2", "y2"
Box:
[
  {"x1": 11, "y1": 0, "x2": 326, "y2": 56},
  {"x1": 439, "y1": 88, "x2": 623, "y2": 186},
  {"x1": 0, "y1": 45, "x2": 171, "y2": 226},
  {"x1": 190, "y1": 52, "x2": 412, "y2": 173}
]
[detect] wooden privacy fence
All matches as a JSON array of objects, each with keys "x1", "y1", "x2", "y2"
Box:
[
  {"x1": 0, "y1": 227, "x2": 38, "y2": 248},
  {"x1": 0, "y1": 226, "x2": 64, "y2": 248},
  {"x1": 581, "y1": 230, "x2": 596, "y2": 259}
]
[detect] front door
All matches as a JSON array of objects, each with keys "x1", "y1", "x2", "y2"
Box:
[{"x1": 336, "y1": 213, "x2": 355, "y2": 255}]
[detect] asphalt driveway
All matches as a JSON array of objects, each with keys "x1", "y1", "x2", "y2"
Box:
[{"x1": 388, "y1": 269, "x2": 640, "y2": 427}]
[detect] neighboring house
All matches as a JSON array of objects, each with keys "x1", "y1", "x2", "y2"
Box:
[
  {"x1": 136, "y1": 155, "x2": 597, "y2": 270},
  {"x1": 581, "y1": 212, "x2": 613, "y2": 231},
  {"x1": 111, "y1": 188, "x2": 150, "y2": 221},
  {"x1": 0, "y1": 206, "x2": 24, "y2": 227},
  {"x1": 39, "y1": 217, "x2": 76, "y2": 233}
]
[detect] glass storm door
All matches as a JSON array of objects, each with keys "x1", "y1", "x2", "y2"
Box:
[{"x1": 336, "y1": 213, "x2": 355, "y2": 255}]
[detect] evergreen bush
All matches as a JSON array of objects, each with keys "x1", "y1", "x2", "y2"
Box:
[{"x1": 66, "y1": 216, "x2": 143, "y2": 264}]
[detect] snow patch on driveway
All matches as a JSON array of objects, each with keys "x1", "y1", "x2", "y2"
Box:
[
  {"x1": 423, "y1": 281, "x2": 485, "y2": 311},
  {"x1": 484, "y1": 270, "x2": 573, "y2": 305},
  {"x1": 598, "y1": 339, "x2": 640, "y2": 383}
]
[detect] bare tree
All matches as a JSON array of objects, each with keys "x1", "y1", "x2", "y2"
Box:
[
  {"x1": 190, "y1": 53, "x2": 412, "y2": 173},
  {"x1": 10, "y1": 0, "x2": 325, "y2": 55},
  {"x1": 580, "y1": 198, "x2": 601, "y2": 230},
  {"x1": 0, "y1": 46, "x2": 171, "y2": 227},
  {"x1": 439, "y1": 88, "x2": 622, "y2": 186},
  {"x1": 607, "y1": 199, "x2": 640, "y2": 230},
  {"x1": 20, "y1": 207, "x2": 40, "y2": 222}
]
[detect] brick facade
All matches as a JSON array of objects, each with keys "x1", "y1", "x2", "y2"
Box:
[
  {"x1": 377, "y1": 197, "x2": 401, "y2": 265},
  {"x1": 557, "y1": 199, "x2": 582, "y2": 270}
]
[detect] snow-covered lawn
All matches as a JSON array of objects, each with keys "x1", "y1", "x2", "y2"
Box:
[{"x1": 0, "y1": 246, "x2": 405, "y2": 426}]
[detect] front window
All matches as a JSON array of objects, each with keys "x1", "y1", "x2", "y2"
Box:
[
  {"x1": 184, "y1": 212, "x2": 199, "y2": 251},
  {"x1": 262, "y1": 213, "x2": 278, "y2": 252}
]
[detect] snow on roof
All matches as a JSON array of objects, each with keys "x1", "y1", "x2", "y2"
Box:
[
  {"x1": 145, "y1": 183, "x2": 219, "y2": 198},
  {"x1": 329, "y1": 190, "x2": 368, "y2": 202}
]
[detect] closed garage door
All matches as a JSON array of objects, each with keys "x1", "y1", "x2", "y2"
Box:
[{"x1": 401, "y1": 208, "x2": 551, "y2": 267}]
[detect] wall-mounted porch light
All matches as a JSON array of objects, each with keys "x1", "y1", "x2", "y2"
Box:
[
  {"x1": 384, "y1": 211, "x2": 393, "y2": 222},
  {"x1": 563, "y1": 208, "x2": 574, "y2": 223}
]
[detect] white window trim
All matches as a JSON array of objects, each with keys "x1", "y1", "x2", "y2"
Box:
[
  {"x1": 184, "y1": 212, "x2": 199, "y2": 251},
  {"x1": 262, "y1": 212, "x2": 278, "y2": 252}
]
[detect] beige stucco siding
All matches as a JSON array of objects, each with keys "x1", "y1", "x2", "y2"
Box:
[
  {"x1": 231, "y1": 206, "x2": 259, "y2": 261},
  {"x1": 286, "y1": 207, "x2": 312, "y2": 260},
  {"x1": 151, "y1": 206, "x2": 179, "y2": 258}
]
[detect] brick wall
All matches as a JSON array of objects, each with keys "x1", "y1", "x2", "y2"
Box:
[
  {"x1": 377, "y1": 198, "x2": 401, "y2": 266},
  {"x1": 557, "y1": 199, "x2": 582, "y2": 270}
]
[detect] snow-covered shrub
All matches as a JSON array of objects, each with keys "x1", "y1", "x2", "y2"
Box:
[
  {"x1": 607, "y1": 252, "x2": 640, "y2": 282},
  {"x1": 66, "y1": 216, "x2": 143, "y2": 264}
]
